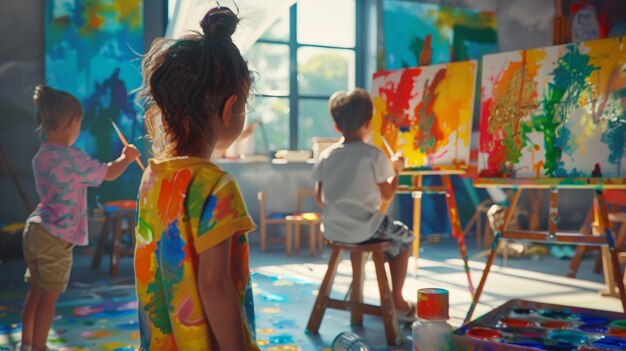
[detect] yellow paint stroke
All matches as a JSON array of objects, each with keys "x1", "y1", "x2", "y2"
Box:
[
  {"x1": 488, "y1": 49, "x2": 545, "y2": 136},
  {"x1": 580, "y1": 37, "x2": 626, "y2": 122},
  {"x1": 432, "y1": 61, "x2": 476, "y2": 163}
]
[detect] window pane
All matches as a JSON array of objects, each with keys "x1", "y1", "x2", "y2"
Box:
[
  {"x1": 297, "y1": 0, "x2": 355, "y2": 47},
  {"x1": 249, "y1": 96, "x2": 289, "y2": 152},
  {"x1": 247, "y1": 43, "x2": 289, "y2": 95},
  {"x1": 260, "y1": 8, "x2": 289, "y2": 42},
  {"x1": 298, "y1": 47, "x2": 355, "y2": 96},
  {"x1": 298, "y1": 98, "x2": 339, "y2": 150}
]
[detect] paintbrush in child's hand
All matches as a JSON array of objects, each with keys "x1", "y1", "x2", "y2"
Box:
[
  {"x1": 110, "y1": 119, "x2": 146, "y2": 171},
  {"x1": 381, "y1": 135, "x2": 403, "y2": 159}
]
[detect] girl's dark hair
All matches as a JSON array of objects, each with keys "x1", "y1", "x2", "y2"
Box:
[
  {"x1": 137, "y1": 6, "x2": 252, "y2": 158},
  {"x1": 329, "y1": 88, "x2": 373, "y2": 134},
  {"x1": 33, "y1": 84, "x2": 82, "y2": 136}
]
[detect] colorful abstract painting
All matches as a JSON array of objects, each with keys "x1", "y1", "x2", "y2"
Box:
[
  {"x1": 371, "y1": 61, "x2": 477, "y2": 170},
  {"x1": 45, "y1": 0, "x2": 144, "y2": 202},
  {"x1": 383, "y1": 1, "x2": 497, "y2": 69},
  {"x1": 478, "y1": 36, "x2": 626, "y2": 185}
]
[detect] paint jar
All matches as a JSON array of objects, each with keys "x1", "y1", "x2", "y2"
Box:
[
  {"x1": 412, "y1": 288, "x2": 453, "y2": 351},
  {"x1": 331, "y1": 331, "x2": 370, "y2": 351}
]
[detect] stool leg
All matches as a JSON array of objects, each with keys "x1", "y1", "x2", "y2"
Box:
[
  {"x1": 260, "y1": 221, "x2": 267, "y2": 252},
  {"x1": 91, "y1": 215, "x2": 112, "y2": 269},
  {"x1": 350, "y1": 251, "x2": 366, "y2": 325},
  {"x1": 309, "y1": 222, "x2": 316, "y2": 257},
  {"x1": 294, "y1": 222, "x2": 301, "y2": 254},
  {"x1": 306, "y1": 247, "x2": 343, "y2": 334},
  {"x1": 110, "y1": 216, "x2": 122, "y2": 276},
  {"x1": 285, "y1": 223, "x2": 292, "y2": 256},
  {"x1": 372, "y1": 249, "x2": 400, "y2": 346}
]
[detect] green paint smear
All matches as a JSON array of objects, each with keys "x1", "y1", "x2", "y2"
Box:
[
  {"x1": 602, "y1": 111, "x2": 626, "y2": 177},
  {"x1": 524, "y1": 44, "x2": 598, "y2": 177},
  {"x1": 144, "y1": 265, "x2": 173, "y2": 335}
]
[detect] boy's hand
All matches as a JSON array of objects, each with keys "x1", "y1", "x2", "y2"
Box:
[
  {"x1": 123, "y1": 144, "x2": 141, "y2": 161},
  {"x1": 391, "y1": 156, "x2": 405, "y2": 174}
]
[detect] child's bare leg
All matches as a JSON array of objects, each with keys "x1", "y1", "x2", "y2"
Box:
[
  {"x1": 21, "y1": 285, "x2": 42, "y2": 347},
  {"x1": 388, "y1": 249, "x2": 410, "y2": 310},
  {"x1": 31, "y1": 288, "x2": 59, "y2": 351}
]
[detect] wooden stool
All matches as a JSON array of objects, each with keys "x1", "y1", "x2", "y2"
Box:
[
  {"x1": 306, "y1": 241, "x2": 401, "y2": 346},
  {"x1": 91, "y1": 200, "x2": 136, "y2": 276}
]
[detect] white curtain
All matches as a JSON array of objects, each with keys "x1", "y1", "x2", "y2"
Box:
[{"x1": 166, "y1": 0, "x2": 297, "y2": 55}]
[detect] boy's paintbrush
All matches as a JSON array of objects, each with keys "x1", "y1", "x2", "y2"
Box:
[
  {"x1": 381, "y1": 135, "x2": 403, "y2": 159},
  {"x1": 110, "y1": 119, "x2": 145, "y2": 171}
]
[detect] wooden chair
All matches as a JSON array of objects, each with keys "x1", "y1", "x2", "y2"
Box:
[
  {"x1": 257, "y1": 191, "x2": 296, "y2": 255},
  {"x1": 306, "y1": 240, "x2": 401, "y2": 346},
  {"x1": 291, "y1": 188, "x2": 323, "y2": 256},
  {"x1": 91, "y1": 200, "x2": 136, "y2": 276}
]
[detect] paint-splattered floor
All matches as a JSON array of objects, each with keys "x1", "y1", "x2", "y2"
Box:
[{"x1": 0, "y1": 237, "x2": 618, "y2": 351}]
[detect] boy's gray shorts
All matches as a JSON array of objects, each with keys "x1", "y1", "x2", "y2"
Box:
[{"x1": 369, "y1": 216, "x2": 414, "y2": 260}]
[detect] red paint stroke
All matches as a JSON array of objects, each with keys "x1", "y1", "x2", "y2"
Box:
[
  {"x1": 157, "y1": 168, "x2": 194, "y2": 223},
  {"x1": 376, "y1": 68, "x2": 424, "y2": 130},
  {"x1": 413, "y1": 69, "x2": 447, "y2": 154}
]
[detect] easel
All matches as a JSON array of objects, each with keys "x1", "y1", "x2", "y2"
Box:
[
  {"x1": 0, "y1": 144, "x2": 33, "y2": 214},
  {"x1": 397, "y1": 170, "x2": 475, "y2": 297},
  {"x1": 392, "y1": 35, "x2": 475, "y2": 297},
  {"x1": 464, "y1": 185, "x2": 626, "y2": 323},
  {"x1": 464, "y1": 2, "x2": 626, "y2": 323}
]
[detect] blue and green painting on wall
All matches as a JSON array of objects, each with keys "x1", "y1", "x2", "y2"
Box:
[
  {"x1": 45, "y1": 0, "x2": 144, "y2": 202},
  {"x1": 383, "y1": 1, "x2": 498, "y2": 69}
]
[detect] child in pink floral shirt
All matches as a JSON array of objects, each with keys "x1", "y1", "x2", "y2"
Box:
[{"x1": 20, "y1": 85, "x2": 140, "y2": 351}]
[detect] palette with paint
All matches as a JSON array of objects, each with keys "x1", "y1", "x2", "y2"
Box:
[{"x1": 452, "y1": 299, "x2": 626, "y2": 350}]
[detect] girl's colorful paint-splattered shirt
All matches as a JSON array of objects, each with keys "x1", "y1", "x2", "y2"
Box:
[
  {"x1": 27, "y1": 143, "x2": 109, "y2": 245},
  {"x1": 134, "y1": 157, "x2": 258, "y2": 350}
]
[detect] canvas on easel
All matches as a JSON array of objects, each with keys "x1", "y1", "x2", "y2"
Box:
[
  {"x1": 478, "y1": 36, "x2": 626, "y2": 184},
  {"x1": 466, "y1": 35, "x2": 626, "y2": 323},
  {"x1": 370, "y1": 60, "x2": 478, "y2": 296},
  {"x1": 372, "y1": 60, "x2": 477, "y2": 171}
]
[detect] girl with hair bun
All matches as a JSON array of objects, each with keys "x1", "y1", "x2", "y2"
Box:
[
  {"x1": 134, "y1": 6, "x2": 259, "y2": 350},
  {"x1": 21, "y1": 85, "x2": 140, "y2": 351}
]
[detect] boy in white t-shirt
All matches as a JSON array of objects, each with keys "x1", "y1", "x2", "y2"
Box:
[{"x1": 312, "y1": 88, "x2": 415, "y2": 318}]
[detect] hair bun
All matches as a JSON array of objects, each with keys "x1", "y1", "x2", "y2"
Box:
[{"x1": 200, "y1": 7, "x2": 238, "y2": 38}]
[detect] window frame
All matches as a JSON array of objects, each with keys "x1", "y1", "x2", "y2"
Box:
[{"x1": 253, "y1": 1, "x2": 366, "y2": 150}]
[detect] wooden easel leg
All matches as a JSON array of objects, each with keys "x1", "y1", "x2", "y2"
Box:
[
  {"x1": 594, "y1": 190, "x2": 626, "y2": 311},
  {"x1": 464, "y1": 231, "x2": 502, "y2": 324},
  {"x1": 567, "y1": 205, "x2": 593, "y2": 278},
  {"x1": 442, "y1": 175, "x2": 474, "y2": 296},
  {"x1": 465, "y1": 188, "x2": 522, "y2": 324},
  {"x1": 412, "y1": 175, "x2": 423, "y2": 276}
]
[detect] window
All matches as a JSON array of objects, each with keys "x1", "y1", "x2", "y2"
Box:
[{"x1": 246, "y1": 0, "x2": 363, "y2": 152}]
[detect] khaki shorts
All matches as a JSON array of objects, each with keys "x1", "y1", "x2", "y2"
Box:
[{"x1": 23, "y1": 222, "x2": 74, "y2": 292}]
